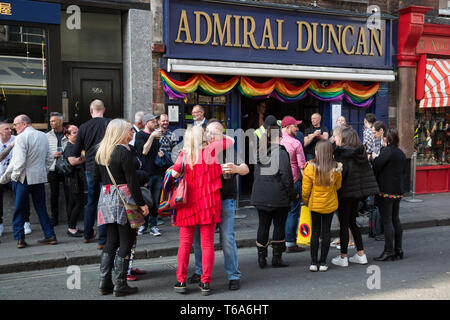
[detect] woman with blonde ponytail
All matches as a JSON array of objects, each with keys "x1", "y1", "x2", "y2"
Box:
[
  {"x1": 94, "y1": 119, "x2": 149, "y2": 297},
  {"x1": 172, "y1": 124, "x2": 234, "y2": 296}
]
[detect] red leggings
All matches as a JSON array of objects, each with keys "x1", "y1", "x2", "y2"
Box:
[{"x1": 177, "y1": 223, "x2": 216, "y2": 284}]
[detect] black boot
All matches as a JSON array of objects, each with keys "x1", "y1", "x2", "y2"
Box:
[
  {"x1": 395, "y1": 248, "x2": 404, "y2": 260},
  {"x1": 99, "y1": 252, "x2": 115, "y2": 295},
  {"x1": 271, "y1": 241, "x2": 289, "y2": 268},
  {"x1": 112, "y1": 256, "x2": 138, "y2": 297},
  {"x1": 256, "y1": 242, "x2": 268, "y2": 269},
  {"x1": 374, "y1": 251, "x2": 396, "y2": 261}
]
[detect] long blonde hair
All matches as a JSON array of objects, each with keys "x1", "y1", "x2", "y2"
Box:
[
  {"x1": 95, "y1": 119, "x2": 131, "y2": 166},
  {"x1": 183, "y1": 125, "x2": 204, "y2": 167},
  {"x1": 312, "y1": 140, "x2": 337, "y2": 186}
]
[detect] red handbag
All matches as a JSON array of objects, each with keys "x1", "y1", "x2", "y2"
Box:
[{"x1": 169, "y1": 154, "x2": 187, "y2": 210}]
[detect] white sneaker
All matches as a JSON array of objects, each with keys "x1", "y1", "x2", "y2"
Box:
[
  {"x1": 309, "y1": 264, "x2": 318, "y2": 272},
  {"x1": 149, "y1": 226, "x2": 161, "y2": 236},
  {"x1": 331, "y1": 255, "x2": 348, "y2": 267},
  {"x1": 24, "y1": 222, "x2": 32, "y2": 235},
  {"x1": 348, "y1": 253, "x2": 368, "y2": 265},
  {"x1": 137, "y1": 226, "x2": 147, "y2": 235},
  {"x1": 319, "y1": 264, "x2": 329, "y2": 272},
  {"x1": 0, "y1": 223, "x2": 3, "y2": 237}
]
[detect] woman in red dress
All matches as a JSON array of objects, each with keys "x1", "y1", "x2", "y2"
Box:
[{"x1": 172, "y1": 125, "x2": 233, "y2": 296}]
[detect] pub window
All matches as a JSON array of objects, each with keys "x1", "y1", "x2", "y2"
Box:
[
  {"x1": 439, "y1": 0, "x2": 450, "y2": 17},
  {"x1": 0, "y1": 24, "x2": 48, "y2": 123},
  {"x1": 184, "y1": 92, "x2": 227, "y2": 128}
]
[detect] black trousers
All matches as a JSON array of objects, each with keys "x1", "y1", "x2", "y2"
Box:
[
  {"x1": 338, "y1": 198, "x2": 364, "y2": 254},
  {"x1": 48, "y1": 171, "x2": 69, "y2": 223},
  {"x1": 103, "y1": 223, "x2": 137, "y2": 258},
  {"x1": 64, "y1": 176, "x2": 84, "y2": 230},
  {"x1": 257, "y1": 207, "x2": 288, "y2": 246},
  {"x1": 310, "y1": 211, "x2": 334, "y2": 264},
  {"x1": 376, "y1": 196, "x2": 403, "y2": 252}
]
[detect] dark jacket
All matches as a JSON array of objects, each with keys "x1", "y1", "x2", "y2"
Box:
[
  {"x1": 334, "y1": 145, "x2": 380, "y2": 199},
  {"x1": 372, "y1": 145, "x2": 407, "y2": 195},
  {"x1": 251, "y1": 144, "x2": 296, "y2": 209}
]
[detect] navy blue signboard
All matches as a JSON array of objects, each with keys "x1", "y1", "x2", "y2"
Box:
[
  {"x1": 0, "y1": 0, "x2": 60, "y2": 25},
  {"x1": 164, "y1": 0, "x2": 393, "y2": 69}
]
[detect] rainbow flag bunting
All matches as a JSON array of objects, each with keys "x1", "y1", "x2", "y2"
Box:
[{"x1": 160, "y1": 70, "x2": 379, "y2": 108}]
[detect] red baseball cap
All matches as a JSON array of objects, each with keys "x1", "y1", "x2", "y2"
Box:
[{"x1": 281, "y1": 116, "x2": 302, "y2": 127}]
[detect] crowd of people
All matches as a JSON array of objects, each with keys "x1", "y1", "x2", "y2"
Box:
[{"x1": 0, "y1": 100, "x2": 407, "y2": 297}]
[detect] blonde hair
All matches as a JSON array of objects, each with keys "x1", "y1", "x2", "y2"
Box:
[
  {"x1": 183, "y1": 125, "x2": 204, "y2": 167},
  {"x1": 95, "y1": 119, "x2": 131, "y2": 166}
]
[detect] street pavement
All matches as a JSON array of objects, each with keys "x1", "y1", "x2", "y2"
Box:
[
  {"x1": 1, "y1": 226, "x2": 450, "y2": 300},
  {"x1": 0, "y1": 192, "x2": 449, "y2": 275}
]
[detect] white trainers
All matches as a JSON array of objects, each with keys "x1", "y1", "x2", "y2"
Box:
[
  {"x1": 137, "y1": 226, "x2": 147, "y2": 235},
  {"x1": 0, "y1": 223, "x2": 3, "y2": 237},
  {"x1": 331, "y1": 255, "x2": 349, "y2": 267},
  {"x1": 24, "y1": 222, "x2": 32, "y2": 235},
  {"x1": 149, "y1": 226, "x2": 161, "y2": 236},
  {"x1": 309, "y1": 264, "x2": 318, "y2": 272},
  {"x1": 319, "y1": 265, "x2": 329, "y2": 272},
  {"x1": 348, "y1": 253, "x2": 368, "y2": 265}
]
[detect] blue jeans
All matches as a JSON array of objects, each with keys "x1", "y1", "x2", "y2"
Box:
[
  {"x1": 84, "y1": 171, "x2": 106, "y2": 244},
  {"x1": 12, "y1": 181, "x2": 54, "y2": 240},
  {"x1": 285, "y1": 180, "x2": 302, "y2": 247},
  {"x1": 143, "y1": 175, "x2": 163, "y2": 229},
  {"x1": 193, "y1": 199, "x2": 241, "y2": 280}
]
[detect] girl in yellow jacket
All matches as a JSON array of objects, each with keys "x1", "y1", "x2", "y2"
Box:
[{"x1": 302, "y1": 140, "x2": 342, "y2": 272}]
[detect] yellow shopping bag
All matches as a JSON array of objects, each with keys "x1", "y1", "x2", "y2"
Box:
[{"x1": 296, "y1": 206, "x2": 312, "y2": 246}]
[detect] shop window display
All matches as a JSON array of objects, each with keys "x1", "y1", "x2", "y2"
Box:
[
  {"x1": 414, "y1": 107, "x2": 450, "y2": 166},
  {"x1": 183, "y1": 92, "x2": 227, "y2": 128}
]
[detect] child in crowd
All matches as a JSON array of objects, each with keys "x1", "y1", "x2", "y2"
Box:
[{"x1": 302, "y1": 140, "x2": 342, "y2": 272}]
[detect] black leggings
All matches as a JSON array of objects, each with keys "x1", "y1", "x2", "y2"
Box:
[
  {"x1": 103, "y1": 223, "x2": 137, "y2": 258},
  {"x1": 257, "y1": 207, "x2": 288, "y2": 246},
  {"x1": 377, "y1": 196, "x2": 403, "y2": 252},
  {"x1": 67, "y1": 192, "x2": 84, "y2": 229},
  {"x1": 338, "y1": 198, "x2": 364, "y2": 254},
  {"x1": 310, "y1": 211, "x2": 334, "y2": 264}
]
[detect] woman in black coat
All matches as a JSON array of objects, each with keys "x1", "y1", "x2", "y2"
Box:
[
  {"x1": 332, "y1": 127, "x2": 380, "y2": 267},
  {"x1": 372, "y1": 128, "x2": 406, "y2": 261},
  {"x1": 251, "y1": 124, "x2": 296, "y2": 269}
]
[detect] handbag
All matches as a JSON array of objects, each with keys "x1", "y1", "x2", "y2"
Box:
[
  {"x1": 55, "y1": 155, "x2": 73, "y2": 176},
  {"x1": 105, "y1": 165, "x2": 145, "y2": 229},
  {"x1": 169, "y1": 153, "x2": 188, "y2": 210}
]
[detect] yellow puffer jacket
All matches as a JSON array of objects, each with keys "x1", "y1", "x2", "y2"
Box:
[{"x1": 302, "y1": 161, "x2": 343, "y2": 214}]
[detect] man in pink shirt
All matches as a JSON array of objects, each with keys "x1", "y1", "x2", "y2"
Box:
[{"x1": 280, "y1": 116, "x2": 306, "y2": 253}]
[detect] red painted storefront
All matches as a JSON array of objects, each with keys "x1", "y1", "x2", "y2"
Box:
[{"x1": 398, "y1": 7, "x2": 450, "y2": 194}]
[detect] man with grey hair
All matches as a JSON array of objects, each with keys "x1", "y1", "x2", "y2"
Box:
[
  {"x1": 129, "y1": 111, "x2": 145, "y2": 147},
  {"x1": 47, "y1": 112, "x2": 69, "y2": 226},
  {"x1": 192, "y1": 105, "x2": 207, "y2": 128},
  {"x1": 187, "y1": 119, "x2": 247, "y2": 291},
  {"x1": 1, "y1": 115, "x2": 56, "y2": 248}
]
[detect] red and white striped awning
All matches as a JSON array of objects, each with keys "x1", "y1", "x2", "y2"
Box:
[{"x1": 419, "y1": 59, "x2": 450, "y2": 108}]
